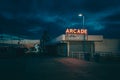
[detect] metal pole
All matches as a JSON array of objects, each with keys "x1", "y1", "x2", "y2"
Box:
[
  {"x1": 78, "y1": 14, "x2": 86, "y2": 59},
  {"x1": 83, "y1": 16, "x2": 85, "y2": 29},
  {"x1": 82, "y1": 15, "x2": 86, "y2": 59}
]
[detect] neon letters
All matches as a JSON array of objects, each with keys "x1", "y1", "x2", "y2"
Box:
[{"x1": 66, "y1": 29, "x2": 87, "y2": 35}]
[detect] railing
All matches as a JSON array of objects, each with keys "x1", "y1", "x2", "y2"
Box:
[
  {"x1": 69, "y1": 51, "x2": 120, "y2": 62},
  {"x1": 94, "y1": 52, "x2": 120, "y2": 62},
  {"x1": 70, "y1": 52, "x2": 87, "y2": 59},
  {"x1": 95, "y1": 52, "x2": 120, "y2": 57}
]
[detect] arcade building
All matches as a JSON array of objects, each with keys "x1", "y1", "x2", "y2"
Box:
[{"x1": 47, "y1": 29, "x2": 120, "y2": 58}]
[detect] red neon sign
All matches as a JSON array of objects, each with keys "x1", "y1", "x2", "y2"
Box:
[{"x1": 66, "y1": 29, "x2": 87, "y2": 35}]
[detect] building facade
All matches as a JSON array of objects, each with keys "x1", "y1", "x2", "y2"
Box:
[{"x1": 47, "y1": 31, "x2": 120, "y2": 58}]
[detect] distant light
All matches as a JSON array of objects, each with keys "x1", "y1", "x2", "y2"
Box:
[{"x1": 78, "y1": 14, "x2": 83, "y2": 17}]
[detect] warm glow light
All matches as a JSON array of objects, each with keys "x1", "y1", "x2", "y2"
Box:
[
  {"x1": 78, "y1": 14, "x2": 83, "y2": 17},
  {"x1": 66, "y1": 29, "x2": 87, "y2": 35}
]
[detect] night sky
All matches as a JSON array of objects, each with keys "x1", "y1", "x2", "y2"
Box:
[{"x1": 0, "y1": 0, "x2": 120, "y2": 39}]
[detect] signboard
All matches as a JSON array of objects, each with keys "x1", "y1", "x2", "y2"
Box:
[
  {"x1": 65, "y1": 29, "x2": 88, "y2": 41},
  {"x1": 66, "y1": 29, "x2": 87, "y2": 35}
]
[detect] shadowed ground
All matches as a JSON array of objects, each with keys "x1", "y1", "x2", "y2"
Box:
[{"x1": 0, "y1": 55, "x2": 120, "y2": 80}]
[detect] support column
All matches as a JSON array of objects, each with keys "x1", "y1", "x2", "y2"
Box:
[{"x1": 67, "y1": 42, "x2": 70, "y2": 57}]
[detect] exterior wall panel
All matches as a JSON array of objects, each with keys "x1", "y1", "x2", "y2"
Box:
[
  {"x1": 57, "y1": 43, "x2": 67, "y2": 56},
  {"x1": 95, "y1": 39, "x2": 120, "y2": 55}
]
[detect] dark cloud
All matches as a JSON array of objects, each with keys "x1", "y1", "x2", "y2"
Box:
[{"x1": 0, "y1": 0, "x2": 120, "y2": 39}]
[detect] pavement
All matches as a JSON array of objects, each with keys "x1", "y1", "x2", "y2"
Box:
[{"x1": 0, "y1": 56, "x2": 120, "y2": 80}]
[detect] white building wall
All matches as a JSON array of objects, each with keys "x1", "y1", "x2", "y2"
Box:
[
  {"x1": 0, "y1": 40, "x2": 40, "y2": 45},
  {"x1": 88, "y1": 35, "x2": 103, "y2": 41},
  {"x1": 53, "y1": 34, "x2": 103, "y2": 42},
  {"x1": 95, "y1": 39, "x2": 120, "y2": 54},
  {"x1": 0, "y1": 40, "x2": 40, "y2": 48}
]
